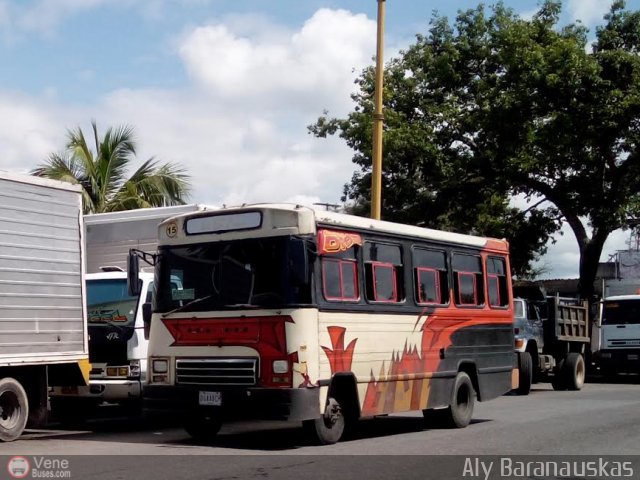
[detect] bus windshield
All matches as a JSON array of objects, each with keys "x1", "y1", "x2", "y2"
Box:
[
  {"x1": 155, "y1": 236, "x2": 313, "y2": 313},
  {"x1": 602, "y1": 299, "x2": 640, "y2": 325},
  {"x1": 87, "y1": 278, "x2": 139, "y2": 326}
]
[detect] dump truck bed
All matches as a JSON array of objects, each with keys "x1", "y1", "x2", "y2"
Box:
[{"x1": 545, "y1": 296, "x2": 590, "y2": 344}]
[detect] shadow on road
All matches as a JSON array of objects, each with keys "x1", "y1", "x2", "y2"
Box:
[
  {"x1": 33, "y1": 410, "x2": 492, "y2": 451},
  {"x1": 586, "y1": 373, "x2": 640, "y2": 385},
  {"x1": 505, "y1": 373, "x2": 640, "y2": 396},
  {"x1": 167, "y1": 415, "x2": 492, "y2": 451}
]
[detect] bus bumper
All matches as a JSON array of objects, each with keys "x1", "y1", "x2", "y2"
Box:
[{"x1": 143, "y1": 385, "x2": 320, "y2": 422}]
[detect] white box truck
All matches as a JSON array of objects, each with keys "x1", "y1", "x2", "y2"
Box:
[
  {"x1": 49, "y1": 205, "x2": 209, "y2": 421},
  {"x1": 0, "y1": 171, "x2": 88, "y2": 441}
]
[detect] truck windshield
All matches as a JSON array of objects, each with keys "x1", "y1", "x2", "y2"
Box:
[
  {"x1": 87, "y1": 279, "x2": 139, "y2": 326},
  {"x1": 154, "y1": 236, "x2": 313, "y2": 313},
  {"x1": 602, "y1": 299, "x2": 640, "y2": 325}
]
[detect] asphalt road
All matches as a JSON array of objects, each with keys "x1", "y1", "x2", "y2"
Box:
[{"x1": 3, "y1": 376, "x2": 640, "y2": 479}]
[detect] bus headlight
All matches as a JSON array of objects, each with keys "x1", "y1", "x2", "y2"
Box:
[
  {"x1": 152, "y1": 358, "x2": 169, "y2": 374},
  {"x1": 272, "y1": 360, "x2": 289, "y2": 374}
]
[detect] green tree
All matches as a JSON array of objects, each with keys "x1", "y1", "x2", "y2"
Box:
[
  {"x1": 32, "y1": 121, "x2": 191, "y2": 214},
  {"x1": 311, "y1": 1, "x2": 640, "y2": 298}
]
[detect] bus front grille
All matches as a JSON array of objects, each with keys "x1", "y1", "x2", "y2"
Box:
[{"x1": 175, "y1": 358, "x2": 258, "y2": 386}]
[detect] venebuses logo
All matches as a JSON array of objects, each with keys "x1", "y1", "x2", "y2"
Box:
[
  {"x1": 7, "y1": 456, "x2": 30, "y2": 479},
  {"x1": 6, "y1": 456, "x2": 71, "y2": 478}
]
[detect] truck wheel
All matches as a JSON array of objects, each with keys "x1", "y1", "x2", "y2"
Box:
[
  {"x1": 0, "y1": 378, "x2": 29, "y2": 442},
  {"x1": 564, "y1": 352, "x2": 585, "y2": 391},
  {"x1": 551, "y1": 375, "x2": 567, "y2": 390},
  {"x1": 516, "y1": 352, "x2": 533, "y2": 395},
  {"x1": 303, "y1": 397, "x2": 345, "y2": 445},
  {"x1": 551, "y1": 358, "x2": 568, "y2": 390},
  {"x1": 184, "y1": 412, "x2": 223, "y2": 443}
]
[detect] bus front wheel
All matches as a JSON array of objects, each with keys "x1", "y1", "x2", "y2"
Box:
[
  {"x1": 184, "y1": 412, "x2": 222, "y2": 443},
  {"x1": 303, "y1": 397, "x2": 345, "y2": 445}
]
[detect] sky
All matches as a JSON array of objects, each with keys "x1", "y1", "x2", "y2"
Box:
[{"x1": 0, "y1": 0, "x2": 638, "y2": 279}]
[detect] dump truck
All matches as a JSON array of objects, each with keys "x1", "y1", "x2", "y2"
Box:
[
  {"x1": 514, "y1": 294, "x2": 590, "y2": 394},
  {"x1": 0, "y1": 171, "x2": 88, "y2": 441}
]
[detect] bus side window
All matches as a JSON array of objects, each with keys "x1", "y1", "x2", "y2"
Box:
[
  {"x1": 322, "y1": 257, "x2": 359, "y2": 302},
  {"x1": 452, "y1": 253, "x2": 484, "y2": 307},
  {"x1": 413, "y1": 248, "x2": 449, "y2": 305},
  {"x1": 364, "y1": 242, "x2": 404, "y2": 303},
  {"x1": 487, "y1": 256, "x2": 509, "y2": 307}
]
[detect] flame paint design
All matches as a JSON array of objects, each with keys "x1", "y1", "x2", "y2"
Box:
[
  {"x1": 321, "y1": 326, "x2": 358, "y2": 373},
  {"x1": 361, "y1": 310, "x2": 473, "y2": 416},
  {"x1": 321, "y1": 311, "x2": 482, "y2": 416}
]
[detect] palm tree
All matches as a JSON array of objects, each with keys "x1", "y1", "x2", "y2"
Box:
[{"x1": 32, "y1": 121, "x2": 191, "y2": 214}]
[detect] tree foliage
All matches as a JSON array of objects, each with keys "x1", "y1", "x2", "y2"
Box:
[
  {"x1": 310, "y1": 1, "x2": 640, "y2": 297},
  {"x1": 32, "y1": 121, "x2": 191, "y2": 214}
]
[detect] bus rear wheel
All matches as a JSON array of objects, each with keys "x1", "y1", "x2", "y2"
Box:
[
  {"x1": 303, "y1": 397, "x2": 345, "y2": 445},
  {"x1": 448, "y1": 372, "x2": 475, "y2": 428},
  {"x1": 0, "y1": 378, "x2": 29, "y2": 442},
  {"x1": 424, "y1": 372, "x2": 475, "y2": 428}
]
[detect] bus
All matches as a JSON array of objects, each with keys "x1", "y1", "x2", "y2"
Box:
[{"x1": 128, "y1": 204, "x2": 515, "y2": 444}]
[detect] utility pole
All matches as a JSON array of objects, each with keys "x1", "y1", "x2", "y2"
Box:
[{"x1": 370, "y1": 0, "x2": 385, "y2": 220}]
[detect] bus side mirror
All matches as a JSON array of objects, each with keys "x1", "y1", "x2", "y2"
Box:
[
  {"x1": 142, "y1": 302, "x2": 152, "y2": 340},
  {"x1": 127, "y1": 250, "x2": 141, "y2": 296}
]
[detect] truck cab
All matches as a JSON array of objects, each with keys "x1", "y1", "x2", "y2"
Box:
[
  {"x1": 49, "y1": 269, "x2": 154, "y2": 421},
  {"x1": 513, "y1": 297, "x2": 544, "y2": 394},
  {"x1": 592, "y1": 295, "x2": 640, "y2": 375},
  {"x1": 514, "y1": 297, "x2": 545, "y2": 356}
]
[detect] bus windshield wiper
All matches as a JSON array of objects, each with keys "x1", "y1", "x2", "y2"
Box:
[{"x1": 162, "y1": 295, "x2": 215, "y2": 317}]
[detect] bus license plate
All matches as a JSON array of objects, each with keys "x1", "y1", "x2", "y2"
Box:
[
  {"x1": 199, "y1": 391, "x2": 222, "y2": 406},
  {"x1": 628, "y1": 354, "x2": 638, "y2": 360}
]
